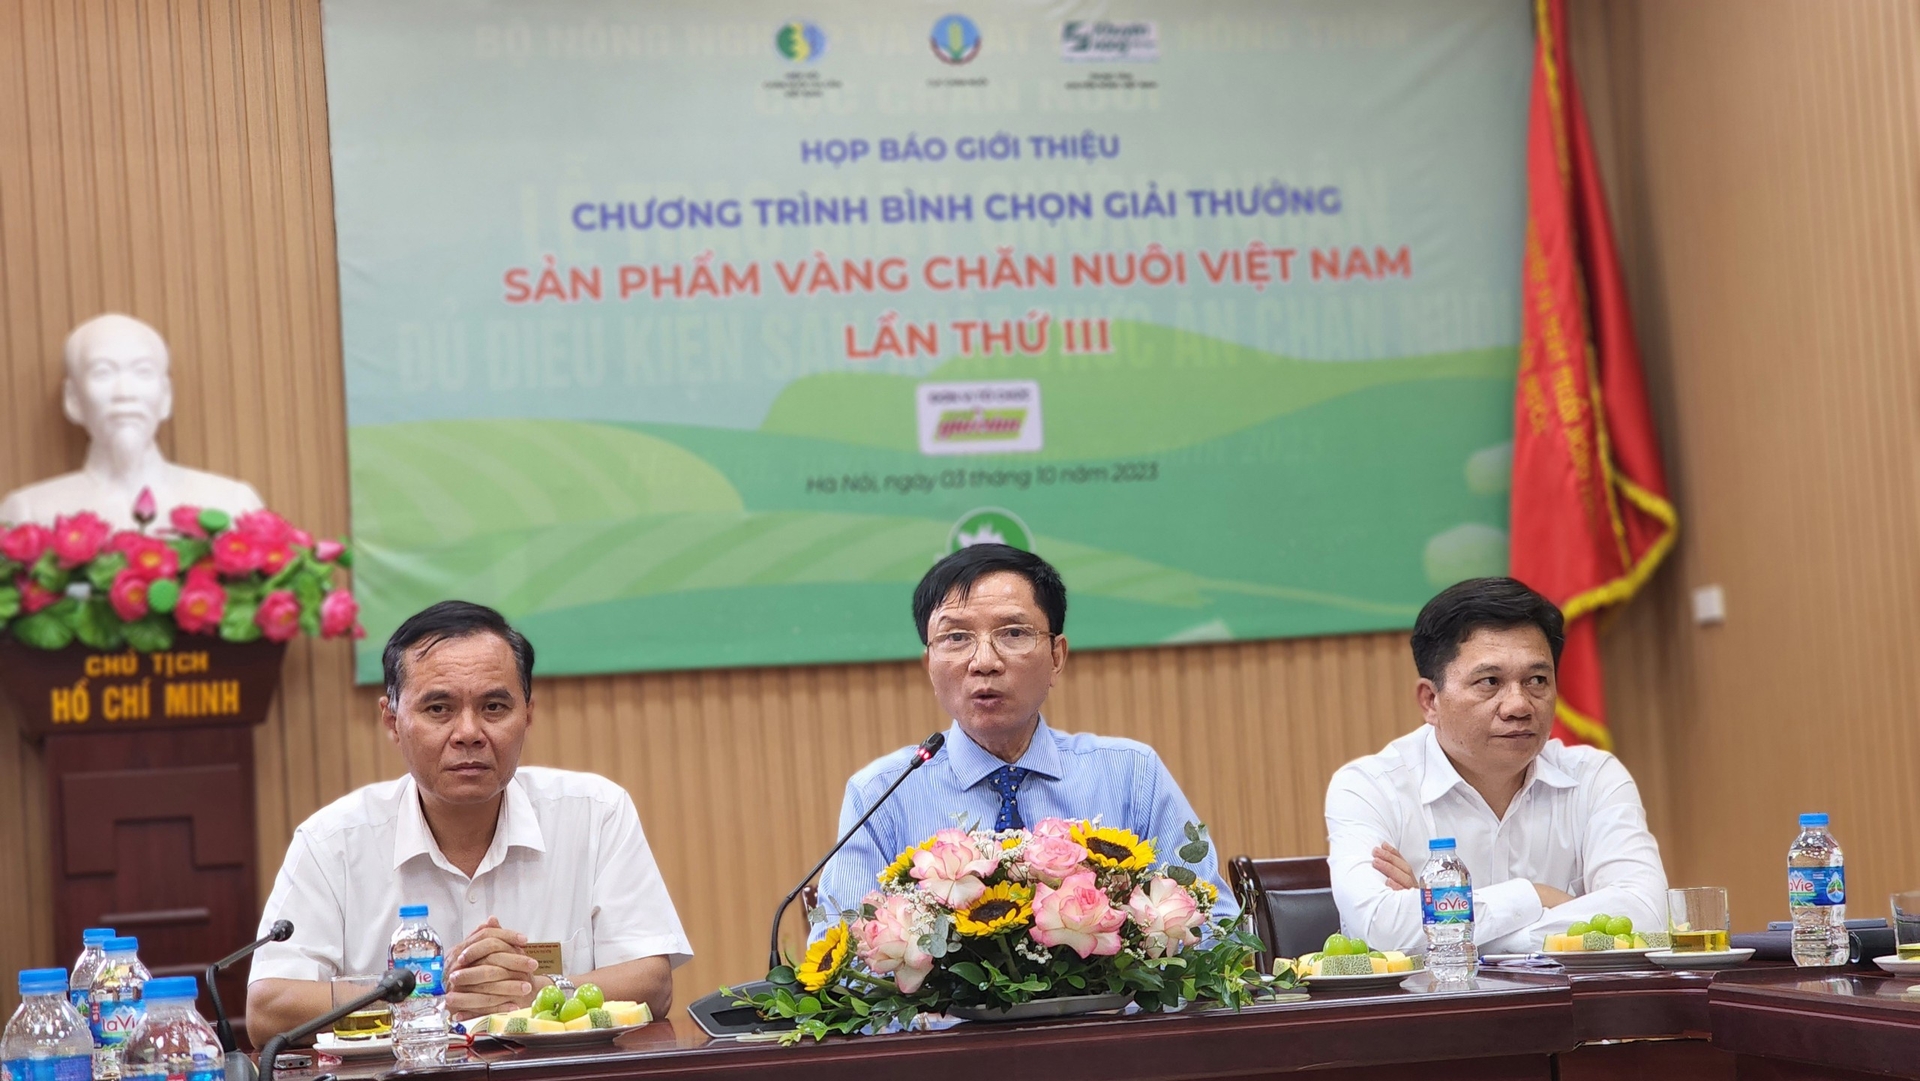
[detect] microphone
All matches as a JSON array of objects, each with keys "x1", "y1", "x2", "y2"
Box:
[
  {"x1": 207, "y1": 920, "x2": 294, "y2": 1053},
  {"x1": 766, "y1": 731, "x2": 945, "y2": 971},
  {"x1": 256, "y1": 969, "x2": 415, "y2": 1081}
]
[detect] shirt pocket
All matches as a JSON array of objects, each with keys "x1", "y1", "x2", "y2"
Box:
[{"x1": 565, "y1": 925, "x2": 594, "y2": 976}]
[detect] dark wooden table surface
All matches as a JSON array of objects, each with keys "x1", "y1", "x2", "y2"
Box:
[{"x1": 288, "y1": 963, "x2": 1920, "y2": 1081}]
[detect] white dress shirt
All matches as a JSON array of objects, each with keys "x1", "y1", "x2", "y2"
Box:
[
  {"x1": 249, "y1": 767, "x2": 692, "y2": 983},
  {"x1": 1324, "y1": 726, "x2": 1668, "y2": 954}
]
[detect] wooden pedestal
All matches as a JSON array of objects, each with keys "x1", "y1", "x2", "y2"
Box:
[{"x1": 1, "y1": 638, "x2": 286, "y2": 1044}]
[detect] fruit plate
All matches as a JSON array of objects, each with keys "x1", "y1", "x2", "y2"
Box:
[
  {"x1": 475, "y1": 1022, "x2": 648, "y2": 1048},
  {"x1": 312, "y1": 1031, "x2": 465, "y2": 1059},
  {"x1": 1302, "y1": 970, "x2": 1418, "y2": 992},
  {"x1": 1646, "y1": 948, "x2": 1755, "y2": 971},
  {"x1": 1872, "y1": 955, "x2": 1920, "y2": 976},
  {"x1": 1542, "y1": 947, "x2": 1658, "y2": 971}
]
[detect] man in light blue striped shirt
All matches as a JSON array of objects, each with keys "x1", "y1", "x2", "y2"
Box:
[{"x1": 818, "y1": 544, "x2": 1238, "y2": 923}]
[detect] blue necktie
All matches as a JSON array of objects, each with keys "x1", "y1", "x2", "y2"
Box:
[{"x1": 987, "y1": 765, "x2": 1031, "y2": 831}]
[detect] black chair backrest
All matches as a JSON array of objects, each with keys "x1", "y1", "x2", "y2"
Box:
[{"x1": 1229, "y1": 855, "x2": 1341, "y2": 971}]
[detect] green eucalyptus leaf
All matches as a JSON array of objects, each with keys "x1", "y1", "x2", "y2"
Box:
[
  {"x1": 1178, "y1": 841, "x2": 1210, "y2": 864},
  {"x1": 1165, "y1": 865, "x2": 1198, "y2": 886},
  {"x1": 1184, "y1": 821, "x2": 1202, "y2": 842}
]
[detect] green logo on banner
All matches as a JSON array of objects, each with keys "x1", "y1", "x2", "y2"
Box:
[
  {"x1": 775, "y1": 22, "x2": 826, "y2": 62},
  {"x1": 949, "y1": 508, "x2": 1031, "y2": 553}
]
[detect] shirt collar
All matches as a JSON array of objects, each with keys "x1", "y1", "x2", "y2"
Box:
[
  {"x1": 1418, "y1": 726, "x2": 1579, "y2": 804},
  {"x1": 944, "y1": 717, "x2": 1065, "y2": 789},
  {"x1": 392, "y1": 772, "x2": 547, "y2": 876}
]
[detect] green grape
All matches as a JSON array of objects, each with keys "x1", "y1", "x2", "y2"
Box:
[
  {"x1": 532, "y1": 985, "x2": 564, "y2": 1015},
  {"x1": 1588, "y1": 913, "x2": 1612, "y2": 930},
  {"x1": 574, "y1": 983, "x2": 604, "y2": 1010},
  {"x1": 1604, "y1": 916, "x2": 1633, "y2": 937},
  {"x1": 558, "y1": 997, "x2": 588, "y2": 1023},
  {"x1": 1567, "y1": 921, "x2": 1591, "y2": 936},
  {"x1": 1324, "y1": 934, "x2": 1351, "y2": 956}
]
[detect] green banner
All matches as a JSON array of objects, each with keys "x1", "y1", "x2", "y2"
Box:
[{"x1": 325, "y1": 0, "x2": 1530, "y2": 679}]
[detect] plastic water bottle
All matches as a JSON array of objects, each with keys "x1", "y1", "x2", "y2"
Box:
[
  {"x1": 1788, "y1": 812, "x2": 1848, "y2": 966},
  {"x1": 67, "y1": 929, "x2": 115, "y2": 1020},
  {"x1": 120, "y1": 977, "x2": 220, "y2": 1081},
  {"x1": 387, "y1": 905, "x2": 448, "y2": 1066},
  {"x1": 1420, "y1": 837, "x2": 1476, "y2": 981},
  {"x1": 2, "y1": 968, "x2": 93, "y2": 1081},
  {"x1": 88, "y1": 937, "x2": 149, "y2": 1081}
]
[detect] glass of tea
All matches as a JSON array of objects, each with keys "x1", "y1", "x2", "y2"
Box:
[
  {"x1": 1667, "y1": 887, "x2": 1732, "y2": 952},
  {"x1": 1891, "y1": 891, "x2": 1920, "y2": 961},
  {"x1": 330, "y1": 974, "x2": 394, "y2": 1040}
]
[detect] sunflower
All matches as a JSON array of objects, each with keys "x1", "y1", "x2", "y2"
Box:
[
  {"x1": 1071, "y1": 823, "x2": 1156, "y2": 872},
  {"x1": 878, "y1": 841, "x2": 929, "y2": 887},
  {"x1": 795, "y1": 923, "x2": 851, "y2": 991},
  {"x1": 953, "y1": 882, "x2": 1034, "y2": 937}
]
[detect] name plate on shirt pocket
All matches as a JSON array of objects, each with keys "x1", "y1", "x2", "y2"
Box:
[{"x1": 524, "y1": 942, "x2": 563, "y2": 976}]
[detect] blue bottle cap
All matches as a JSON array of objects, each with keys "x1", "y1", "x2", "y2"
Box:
[
  {"x1": 18, "y1": 968, "x2": 69, "y2": 995},
  {"x1": 83, "y1": 928, "x2": 116, "y2": 945},
  {"x1": 142, "y1": 976, "x2": 198, "y2": 1000},
  {"x1": 1429, "y1": 837, "x2": 1457, "y2": 850},
  {"x1": 398, "y1": 904, "x2": 429, "y2": 919},
  {"x1": 103, "y1": 936, "x2": 139, "y2": 953},
  {"x1": 1799, "y1": 813, "x2": 1829, "y2": 828}
]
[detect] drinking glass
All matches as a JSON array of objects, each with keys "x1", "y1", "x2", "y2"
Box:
[
  {"x1": 1891, "y1": 891, "x2": 1920, "y2": 961},
  {"x1": 330, "y1": 974, "x2": 394, "y2": 1040},
  {"x1": 1667, "y1": 887, "x2": 1732, "y2": 953}
]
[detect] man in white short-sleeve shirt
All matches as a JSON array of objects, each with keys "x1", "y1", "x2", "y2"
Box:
[
  {"x1": 1324, "y1": 577, "x2": 1668, "y2": 955},
  {"x1": 247, "y1": 602, "x2": 690, "y2": 1043}
]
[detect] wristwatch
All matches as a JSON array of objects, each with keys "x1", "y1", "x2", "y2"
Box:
[{"x1": 547, "y1": 973, "x2": 574, "y2": 994}]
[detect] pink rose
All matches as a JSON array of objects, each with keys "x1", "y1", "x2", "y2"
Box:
[
  {"x1": 1030, "y1": 817, "x2": 1078, "y2": 841},
  {"x1": 255, "y1": 589, "x2": 301, "y2": 643},
  {"x1": 174, "y1": 575, "x2": 225, "y2": 635},
  {"x1": 319, "y1": 590, "x2": 360, "y2": 639},
  {"x1": 210, "y1": 530, "x2": 261, "y2": 577},
  {"x1": 51, "y1": 512, "x2": 110, "y2": 568},
  {"x1": 108, "y1": 569, "x2": 151, "y2": 622},
  {"x1": 1023, "y1": 834, "x2": 1091, "y2": 887},
  {"x1": 169, "y1": 505, "x2": 206, "y2": 539},
  {"x1": 910, "y1": 828, "x2": 997, "y2": 908},
  {"x1": 1030, "y1": 871, "x2": 1126, "y2": 958},
  {"x1": 0, "y1": 523, "x2": 52, "y2": 566},
  {"x1": 235, "y1": 509, "x2": 294, "y2": 547},
  {"x1": 114, "y1": 535, "x2": 179, "y2": 582},
  {"x1": 853, "y1": 893, "x2": 935, "y2": 994},
  {"x1": 1124, "y1": 876, "x2": 1204, "y2": 959},
  {"x1": 314, "y1": 539, "x2": 345, "y2": 563},
  {"x1": 16, "y1": 575, "x2": 58, "y2": 614}
]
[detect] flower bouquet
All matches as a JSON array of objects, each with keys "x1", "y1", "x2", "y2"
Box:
[
  {"x1": 0, "y1": 497, "x2": 359, "y2": 653},
  {"x1": 736, "y1": 819, "x2": 1294, "y2": 1042}
]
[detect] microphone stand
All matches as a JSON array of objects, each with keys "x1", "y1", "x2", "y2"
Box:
[
  {"x1": 767, "y1": 731, "x2": 945, "y2": 970},
  {"x1": 257, "y1": 970, "x2": 415, "y2": 1081},
  {"x1": 209, "y1": 920, "x2": 294, "y2": 1054}
]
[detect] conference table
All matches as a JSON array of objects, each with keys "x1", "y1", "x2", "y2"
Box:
[{"x1": 297, "y1": 964, "x2": 1919, "y2": 1081}]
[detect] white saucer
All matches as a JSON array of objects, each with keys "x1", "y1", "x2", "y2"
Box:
[
  {"x1": 1646, "y1": 947, "x2": 1754, "y2": 971},
  {"x1": 1871, "y1": 954, "x2": 1920, "y2": 976},
  {"x1": 1301, "y1": 969, "x2": 1417, "y2": 991},
  {"x1": 1542, "y1": 947, "x2": 1658, "y2": 972},
  {"x1": 312, "y1": 1031, "x2": 466, "y2": 1059}
]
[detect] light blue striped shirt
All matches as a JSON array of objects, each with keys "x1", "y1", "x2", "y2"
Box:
[{"x1": 818, "y1": 719, "x2": 1238, "y2": 923}]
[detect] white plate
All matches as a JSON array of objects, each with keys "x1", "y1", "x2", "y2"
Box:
[
  {"x1": 1646, "y1": 948, "x2": 1755, "y2": 971},
  {"x1": 1302, "y1": 969, "x2": 1418, "y2": 991},
  {"x1": 1542, "y1": 947, "x2": 1658, "y2": 971},
  {"x1": 1872, "y1": 954, "x2": 1920, "y2": 976},
  {"x1": 311, "y1": 1031, "x2": 466, "y2": 1059},
  {"x1": 475, "y1": 1022, "x2": 647, "y2": 1048}
]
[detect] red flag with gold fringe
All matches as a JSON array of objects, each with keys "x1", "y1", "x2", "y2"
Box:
[{"x1": 1510, "y1": 0, "x2": 1677, "y2": 750}]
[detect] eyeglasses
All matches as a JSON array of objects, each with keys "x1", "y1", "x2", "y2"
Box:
[{"x1": 928, "y1": 625, "x2": 1053, "y2": 659}]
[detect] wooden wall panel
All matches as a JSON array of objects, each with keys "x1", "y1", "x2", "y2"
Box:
[
  {"x1": 1571, "y1": 0, "x2": 1920, "y2": 931},
  {"x1": 4, "y1": 0, "x2": 1918, "y2": 1019}
]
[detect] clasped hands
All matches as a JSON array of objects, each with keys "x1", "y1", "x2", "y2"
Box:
[
  {"x1": 443, "y1": 917, "x2": 546, "y2": 1021},
  {"x1": 1371, "y1": 843, "x2": 1573, "y2": 909}
]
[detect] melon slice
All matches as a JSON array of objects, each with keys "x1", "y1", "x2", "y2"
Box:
[
  {"x1": 1320, "y1": 954, "x2": 1375, "y2": 976},
  {"x1": 1582, "y1": 931, "x2": 1618, "y2": 951},
  {"x1": 526, "y1": 1018, "x2": 566, "y2": 1034}
]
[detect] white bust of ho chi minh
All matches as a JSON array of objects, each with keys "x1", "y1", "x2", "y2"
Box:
[{"x1": 0, "y1": 313, "x2": 265, "y2": 531}]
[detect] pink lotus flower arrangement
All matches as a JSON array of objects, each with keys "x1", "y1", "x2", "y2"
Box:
[
  {"x1": 738, "y1": 818, "x2": 1286, "y2": 1042},
  {"x1": 0, "y1": 495, "x2": 360, "y2": 653}
]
